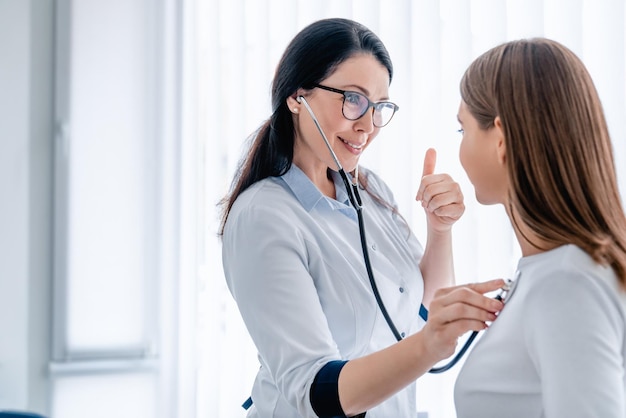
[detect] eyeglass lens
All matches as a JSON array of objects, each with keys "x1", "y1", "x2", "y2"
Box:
[{"x1": 343, "y1": 91, "x2": 396, "y2": 127}]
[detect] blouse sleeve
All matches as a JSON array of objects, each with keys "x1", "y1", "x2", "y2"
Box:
[
  {"x1": 524, "y1": 271, "x2": 626, "y2": 417},
  {"x1": 222, "y1": 197, "x2": 344, "y2": 417}
]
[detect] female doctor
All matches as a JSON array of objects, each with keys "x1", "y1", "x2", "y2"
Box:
[{"x1": 220, "y1": 18, "x2": 504, "y2": 417}]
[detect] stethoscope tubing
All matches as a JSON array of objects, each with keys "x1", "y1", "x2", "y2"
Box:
[{"x1": 297, "y1": 94, "x2": 497, "y2": 373}]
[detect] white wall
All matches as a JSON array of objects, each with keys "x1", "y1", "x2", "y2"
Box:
[{"x1": 0, "y1": 0, "x2": 54, "y2": 414}]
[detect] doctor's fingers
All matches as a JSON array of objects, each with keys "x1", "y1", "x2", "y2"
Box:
[
  {"x1": 417, "y1": 179, "x2": 463, "y2": 209},
  {"x1": 434, "y1": 279, "x2": 505, "y2": 299},
  {"x1": 431, "y1": 317, "x2": 490, "y2": 342},
  {"x1": 416, "y1": 173, "x2": 455, "y2": 201},
  {"x1": 431, "y1": 281, "x2": 505, "y2": 313},
  {"x1": 430, "y1": 300, "x2": 498, "y2": 325},
  {"x1": 427, "y1": 199, "x2": 465, "y2": 220}
]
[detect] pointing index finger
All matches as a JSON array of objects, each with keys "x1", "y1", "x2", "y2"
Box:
[
  {"x1": 422, "y1": 148, "x2": 437, "y2": 178},
  {"x1": 417, "y1": 148, "x2": 437, "y2": 201}
]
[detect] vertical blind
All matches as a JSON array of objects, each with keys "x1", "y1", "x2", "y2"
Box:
[{"x1": 198, "y1": 1, "x2": 626, "y2": 417}]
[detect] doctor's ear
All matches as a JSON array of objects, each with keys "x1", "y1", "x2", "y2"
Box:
[{"x1": 286, "y1": 95, "x2": 301, "y2": 113}]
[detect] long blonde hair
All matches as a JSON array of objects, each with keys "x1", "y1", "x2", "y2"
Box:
[{"x1": 460, "y1": 38, "x2": 626, "y2": 288}]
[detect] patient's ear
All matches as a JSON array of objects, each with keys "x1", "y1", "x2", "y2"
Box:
[{"x1": 494, "y1": 116, "x2": 506, "y2": 165}]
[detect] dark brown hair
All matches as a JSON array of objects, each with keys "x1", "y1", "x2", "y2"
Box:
[{"x1": 218, "y1": 18, "x2": 394, "y2": 235}]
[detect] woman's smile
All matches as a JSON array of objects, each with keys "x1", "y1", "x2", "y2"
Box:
[{"x1": 339, "y1": 136, "x2": 367, "y2": 154}]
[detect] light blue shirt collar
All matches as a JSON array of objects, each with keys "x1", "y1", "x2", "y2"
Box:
[{"x1": 281, "y1": 164, "x2": 356, "y2": 219}]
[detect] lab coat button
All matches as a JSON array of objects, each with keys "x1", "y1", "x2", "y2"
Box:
[
  {"x1": 399, "y1": 287, "x2": 405, "y2": 293},
  {"x1": 371, "y1": 243, "x2": 377, "y2": 251},
  {"x1": 401, "y1": 332, "x2": 406, "y2": 338}
]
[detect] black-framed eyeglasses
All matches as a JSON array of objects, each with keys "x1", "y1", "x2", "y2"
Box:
[{"x1": 314, "y1": 84, "x2": 399, "y2": 128}]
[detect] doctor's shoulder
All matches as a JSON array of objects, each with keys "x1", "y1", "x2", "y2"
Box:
[
  {"x1": 228, "y1": 176, "x2": 295, "y2": 212},
  {"x1": 224, "y1": 176, "x2": 309, "y2": 232}
]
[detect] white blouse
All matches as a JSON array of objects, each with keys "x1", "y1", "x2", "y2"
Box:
[
  {"x1": 455, "y1": 245, "x2": 626, "y2": 418},
  {"x1": 222, "y1": 164, "x2": 425, "y2": 417}
]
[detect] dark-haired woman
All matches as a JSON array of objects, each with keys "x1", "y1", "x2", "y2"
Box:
[{"x1": 220, "y1": 18, "x2": 503, "y2": 417}]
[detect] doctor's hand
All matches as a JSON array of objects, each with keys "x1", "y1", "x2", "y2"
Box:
[
  {"x1": 415, "y1": 148, "x2": 465, "y2": 233},
  {"x1": 419, "y1": 279, "x2": 505, "y2": 362}
]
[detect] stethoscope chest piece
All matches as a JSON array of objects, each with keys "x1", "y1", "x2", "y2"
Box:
[{"x1": 498, "y1": 270, "x2": 521, "y2": 303}]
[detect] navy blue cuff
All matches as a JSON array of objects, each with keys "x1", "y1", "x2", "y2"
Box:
[
  {"x1": 419, "y1": 304, "x2": 428, "y2": 321},
  {"x1": 310, "y1": 360, "x2": 349, "y2": 417}
]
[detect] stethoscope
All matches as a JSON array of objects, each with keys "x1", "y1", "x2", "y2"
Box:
[
  {"x1": 298, "y1": 95, "x2": 516, "y2": 373},
  {"x1": 429, "y1": 276, "x2": 515, "y2": 373}
]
